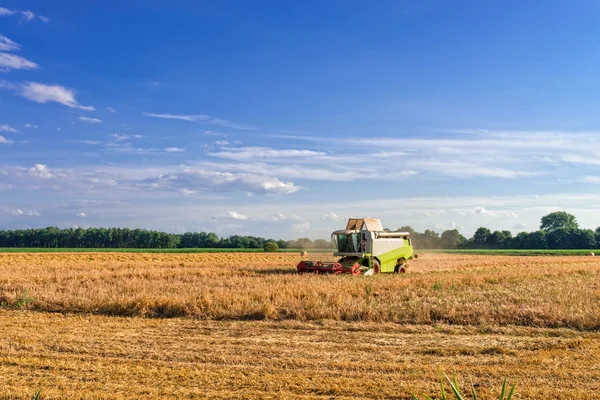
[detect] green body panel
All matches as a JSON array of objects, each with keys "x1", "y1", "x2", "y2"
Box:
[{"x1": 374, "y1": 240, "x2": 414, "y2": 273}]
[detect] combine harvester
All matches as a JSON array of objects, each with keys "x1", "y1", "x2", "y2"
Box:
[{"x1": 297, "y1": 218, "x2": 415, "y2": 275}]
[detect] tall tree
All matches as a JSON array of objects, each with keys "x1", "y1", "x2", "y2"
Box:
[
  {"x1": 540, "y1": 212, "x2": 578, "y2": 231},
  {"x1": 440, "y1": 229, "x2": 465, "y2": 249},
  {"x1": 473, "y1": 227, "x2": 491, "y2": 248}
]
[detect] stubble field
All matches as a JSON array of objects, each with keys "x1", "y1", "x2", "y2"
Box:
[{"x1": 0, "y1": 252, "x2": 599, "y2": 399}]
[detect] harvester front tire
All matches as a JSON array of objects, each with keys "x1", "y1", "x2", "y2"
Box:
[
  {"x1": 373, "y1": 260, "x2": 380, "y2": 274},
  {"x1": 395, "y1": 258, "x2": 407, "y2": 273}
]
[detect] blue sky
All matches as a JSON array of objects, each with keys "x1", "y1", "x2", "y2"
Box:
[{"x1": 2, "y1": 1, "x2": 600, "y2": 239}]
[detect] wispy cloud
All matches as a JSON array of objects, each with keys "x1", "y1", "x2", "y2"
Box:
[
  {"x1": 142, "y1": 112, "x2": 255, "y2": 130},
  {"x1": 110, "y1": 133, "x2": 143, "y2": 142},
  {"x1": 79, "y1": 116, "x2": 102, "y2": 124},
  {"x1": 580, "y1": 176, "x2": 600, "y2": 184},
  {"x1": 106, "y1": 107, "x2": 116, "y2": 112},
  {"x1": 0, "y1": 35, "x2": 19, "y2": 51},
  {"x1": 211, "y1": 211, "x2": 249, "y2": 220},
  {"x1": 9, "y1": 208, "x2": 40, "y2": 216},
  {"x1": 210, "y1": 147, "x2": 326, "y2": 160},
  {"x1": 0, "y1": 135, "x2": 13, "y2": 144},
  {"x1": 1, "y1": 164, "x2": 302, "y2": 197},
  {"x1": 0, "y1": 7, "x2": 49, "y2": 23},
  {"x1": 0, "y1": 124, "x2": 17, "y2": 132},
  {"x1": 17, "y1": 82, "x2": 94, "y2": 110},
  {"x1": 73, "y1": 140, "x2": 102, "y2": 145},
  {"x1": 165, "y1": 147, "x2": 185, "y2": 152},
  {"x1": 23, "y1": 123, "x2": 37, "y2": 128},
  {"x1": 0, "y1": 52, "x2": 38, "y2": 71}
]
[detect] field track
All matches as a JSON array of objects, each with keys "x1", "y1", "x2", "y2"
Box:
[{"x1": 0, "y1": 252, "x2": 599, "y2": 398}]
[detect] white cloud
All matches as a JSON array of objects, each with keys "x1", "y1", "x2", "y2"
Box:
[
  {"x1": 0, "y1": 35, "x2": 19, "y2": 51},
  {"x1": 10, "y1": 208, "x2": 40, "y2": 216},
  {"x1": 17, "y1": 82, "x2": 94, "y2": 110},
  {"x1": 142, "y1": 112, "x2": 254, "y2": 130},
  {"x1": 79, "y1": 116, "x2": 102, "y2": 124},
  {"x1": 0, "y1": 7, "x2": 49, "y2": 22},
  {"x1": 28, "y1": 164, "x2": 54, "y2": 179},
  {"x1": 75, "y1": 140, "x2": 102, "y2": 145},
  {"x1": 473, "y1": 206, "x2": 494, "y2": 216},
  {"x1": 270, "y1": 213, "x2": 304, "y2": 222},
  {"x1": 512, "y1": 222, "x2": 529, "y2": 230},
  {"x1": 140, "y1": 168, "x2": 301, "y2": 196},
  {"x1": 23, "y1": 123, "x2": 37, "y2": 128},
  {"x1": 76, "y1": 212, "x2": 87, "y2": 217},
  {"x1": 212, "y1": 211, "x2": 249, "y2": 220},
  {"x1": 320, "y1": 212, "x2": 346, "y2": 221},
  {"x1": 165, "y1": 147, "x2": 184, "y2": 152},
  {"x1": 215, "y1": 141, "x2": 229, "y2": 146},
  {"x1": 203, "y1": 130, "x2": 225, "y2": 136},
  {"x1": 0, "y1": 135, "x2": 13, "y2": 144},
  {"x1": 210, "y1": 146, "x2": 327, "y2": 160},
  {"x1": 293, "y1": 222, "x2": 311, "y2": 232},
  {"x1": 106, "y1": 107, "x2": 116, "y2": 112},
  {"x1": 0, "y1": 124, "x2": 17, "y2": 132},
  {"x1": 581, "y1": 176, "x2": 600, "y2": 184},
  {"x1": 433, "y1": 221, "x2": 464, "y2": 232},
  {"x1": 111, "y1": 133, "x2": 129, "y2": 141},
  {"x1": 0, "y1": 52, "x2": 38, "y2": 71}
]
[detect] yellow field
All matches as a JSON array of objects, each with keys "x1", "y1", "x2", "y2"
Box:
[{"x1": 0, "y1": 252, "x2": 599, "y2": 399}]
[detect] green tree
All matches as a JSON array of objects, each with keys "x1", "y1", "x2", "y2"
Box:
[
  {"x1": 573, "y1": 229, "x2": 596, "y2": 249},
  {"x1": 540, "y1": 211, "x2": 578, "y2": 231},
  {"x1": 488, "y1": 230, "x2": 511, "y2": 249},
  {"x1": 473, "y1": 227, "x2": 491, "y2": 248},
  {"x1": 525, "y1": 230, "x2": 547, "y2": 249},
  {"x1": 546, "y1": 227, "x2": 573, "y2": 249},
  {"x1": 440, "y1": 229, "x2": 465, "y2": 249},
  {"x1": 263, "y1": 241, "x2": 279, "y2": 252}
]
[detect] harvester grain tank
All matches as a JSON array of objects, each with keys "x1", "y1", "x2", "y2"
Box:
[{"x1": 297, "y1": 218, "x2": 415, "y2": 275}]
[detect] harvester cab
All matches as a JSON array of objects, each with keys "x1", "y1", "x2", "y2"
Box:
[{"x1": 297, "y1": 218, "x2": 415, "y2": 275}]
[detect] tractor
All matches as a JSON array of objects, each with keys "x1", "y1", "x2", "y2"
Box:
[{"x1": 297, "y1": 218, "x2": 415, "y2": 275}]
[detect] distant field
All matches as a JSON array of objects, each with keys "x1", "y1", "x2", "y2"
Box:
[
  {"x1": 423, "y1": 248, "x2": 600, "y2": 256},
  {"x1": 1, "y1": 251, "x2": 600, "y2": 398},
  {"x1": 0, "y1": 247, "x2": 597, "y2": 256},
  {"x1": 0, "y1": 247, "x2": 334, "y2": 253}
]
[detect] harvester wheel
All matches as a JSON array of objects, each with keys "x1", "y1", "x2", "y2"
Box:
[
  {"x1": 373, "y1": 260, "x2": 380, "y2": 274},
  {"x1": 394, "y1": 258, "x2": 407, "y2": 273}
]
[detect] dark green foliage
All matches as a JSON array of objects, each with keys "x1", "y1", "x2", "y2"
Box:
[
  {"x1": 540, "y1": 211, "x2": 578, "y2": 231},
  {"x1": 440, "y1": 229, "x2": 466, "y2": 249},
  {"x1": 473, "y1": 227, "x2": 491, "y2": 248},
  {"x1": 263, "y1": 241, "x2": 279, "y2": 252},
  {"x1": 0, "y1": 227, "x2": 281, "y2": 250}
]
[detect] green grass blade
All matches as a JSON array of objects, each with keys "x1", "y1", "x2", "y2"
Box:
[
  {"x1": 471, "y1": 384, "x2": 478, "y2": 400},
  {"x1": 506, "y1": 382, "x2": 517, "y2": 400},
  {"x1": 469, "y1": 375, "x2": 478, "y2": 400},
  {"x1": 498, "y1": 377, "x2": 507, "y2": 400},
  {"x1": 438, "y1": 368, "x2": 447, "y2": 400},
  {"x1": 33, "y1": 386, "x2": 42, "y2": 400},
  {"x1": 443, "y1": 371, "x2": 464, "y2": 400},
  {"x1": 453, "y1": 371, "x2": 459, "y2": 394}
]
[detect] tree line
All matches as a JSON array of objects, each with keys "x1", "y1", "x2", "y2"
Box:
[
  {"x1": 392, "y1": 212, "x2": 600, "y2": 249},
  {"x1": 0, "y1": 212, "x2": 597, "y2": 250},
  {"x1": 0, "y1": 227, "x2": 287, "y2": 249}
]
